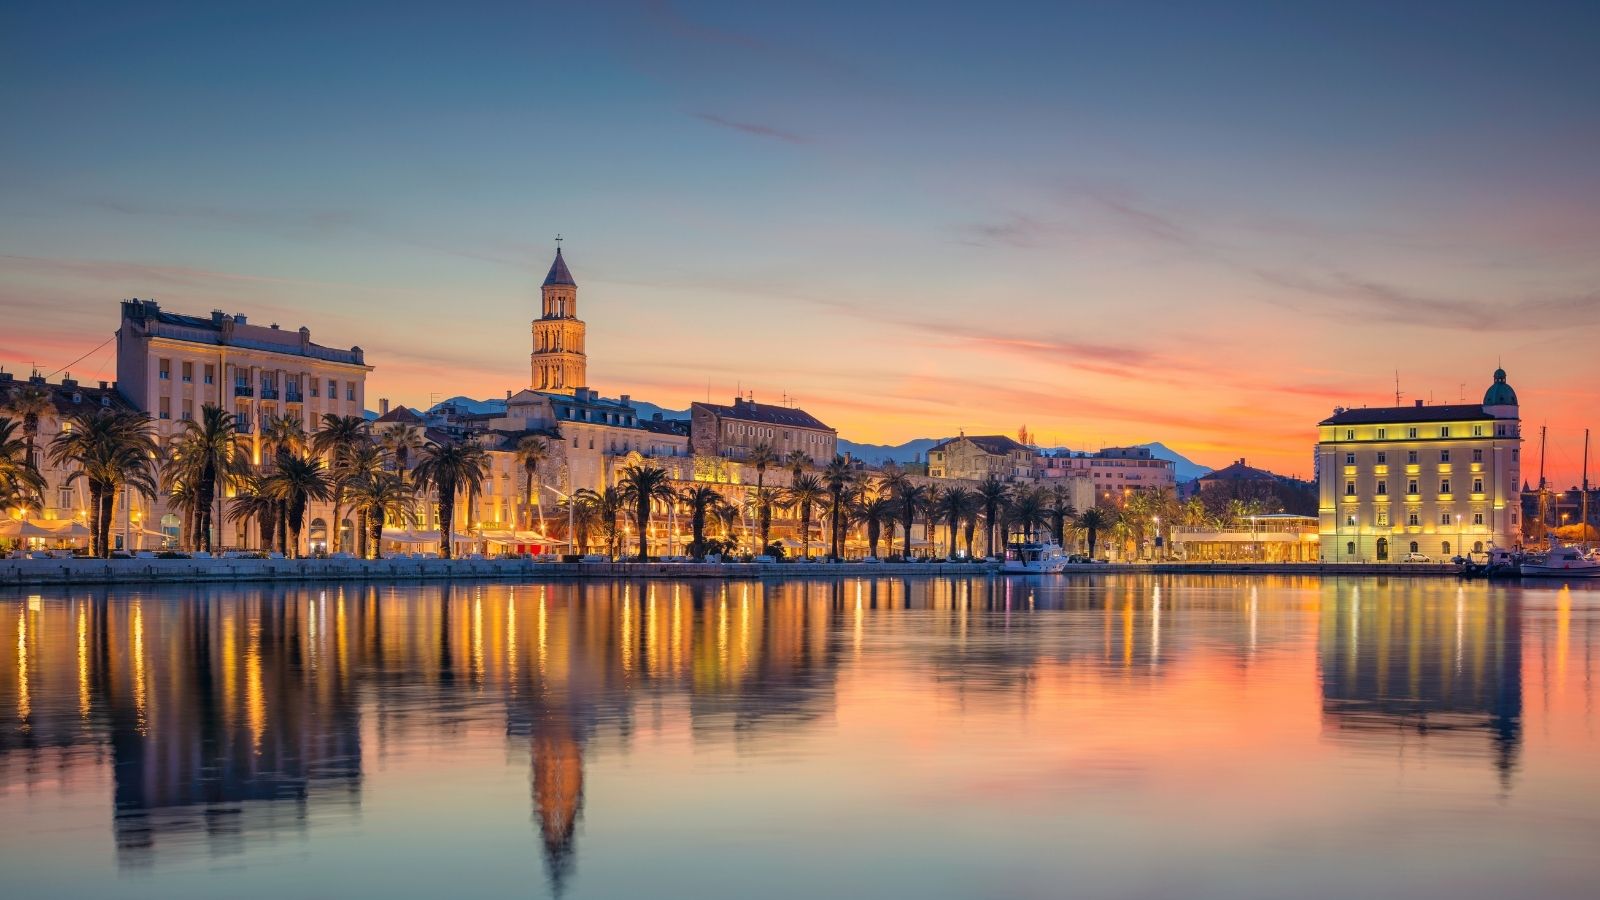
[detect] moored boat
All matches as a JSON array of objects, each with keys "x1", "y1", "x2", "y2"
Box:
[
  {"x1": 1003, "y1": 541, "x2": 1069, "y2": 574},
  {"x1": 1521, "y1": 545, "x2": 1600, "y2": 577}
]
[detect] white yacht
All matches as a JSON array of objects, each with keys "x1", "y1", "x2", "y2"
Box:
[
  {"x1": 1521, "y1": 546, "x2": 1600, "y2": 578},
  {"x1": 1003, "y1": 541, "x2": 1070, "y2": 574}
]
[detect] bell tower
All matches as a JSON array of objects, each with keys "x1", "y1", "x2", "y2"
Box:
[{"x1": 530, "y1": 243, "x2": 586, "y2": 394}]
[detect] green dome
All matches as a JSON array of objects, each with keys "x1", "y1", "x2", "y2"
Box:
[{"x1": 1483, "y1": 368, "x2": 1518, "y2": 406}]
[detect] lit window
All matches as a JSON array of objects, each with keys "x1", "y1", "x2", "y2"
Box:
[
  {"x1": 1377, "y1": 428, "x2": 1387, "y2": 439},
  {"x1": 1408, "y1": 514, "x2": 1419, "y2": 526},
  {"x1": 1473, "y1": 425, "x2": 1483, "y2": 437},
  {"x1": 1408, "y1": 427, "x2": 1418, "y2": 439},
  {"x1": 1346, "y1": 429, "x2": 1355, "y2": 440},
  {"x1": 1377, "y1": 510, "x2": 1389, "y2": 526},
  {"x1": 1440, "y1": 426, "x2": 1450, "y2": 438}
]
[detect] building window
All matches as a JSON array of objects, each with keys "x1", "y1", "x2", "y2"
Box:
[
  {"x1": 1409, "y1": 541, "x2": 1420, "y2": 554},
  {"x1": 1345, "y1": 429, "x2": 1355, "y2": 440},
  {"x1": 1440, "y1": 479, "x2": 1451, "y2": 494},
  {"x1": 204, "y1": 364, "x2": 215, "y2": 384},
  {"x1": 1376, "y1": 538, "x2": 1389, "y2": 560},
  {"x1": 1377, "y1": 510, "x2": 1389, "y2": 526},
  {"x1": 158, "y1": 397, "x2": 170, "y2": 419},
  {"x1": 181, "y1": 361, "x2": 193, "y2": 383},
  {"x1": 1377, "y1": 428, "x2": 1387, "y2": 439},
  {"x1": 1440, "y1": 427, "x2": 1450, "y2": 438},
  {"x1": 1440, "y1": 450, "x2": 1450, "y2": 462},
  {"x1": 1345, "y1": 480, "x2": 1356, "y2": 496},
  {"x1": 159, "y1": 359, "x2": 171, "y2": 380},
  {"x1": 1407, "y1": 451, "x2": 1418, "y2": 464},
  {"x1": 1473, "y1": 478, "x2": 1483, "y2": 493},
  {"x1": 1408, "y1": 513, "x2": 1419, "y2": 526},
  {"x1": 1473, "y1": 513, "x2": 1484, "y2": 525},
  {"x1": 1473, "y1": 425, "x2": 1483, "y2": 437},
  {"x1": 1442, "y1": 541, "x2": 1451, "y2": 556},
  {"x1": 1440, "y1": 513, "x2": 1452, "y2": 525},
  {"x1": 1345, "y1": 453, "x2": 1355, "y2": 465},
  {"x1": 1407, "y1": 479, "x2": 1418, "y2": 494},
  {"x1": 1377, "y1": 481, "x2": 1387, "y2": 495},
  {"x1": 1473, "y1": 449, "x2": 1483, "y2": 462},
  {"x1": 1376, "y1": 452, "x2": 1386, "y2": 464},
  {"x1": 347, "y1": 383, "x2": 355, "y2": 401},
  {"x1": 1474, "y1": 540, "x2": 1484, "y2": 552},
  {"x1": 329, "y1": 379, "x2": 337, "y2": 397},
  {"x1": 1407, "y1": 428, "x2": 1417, "y2": 439},
  {"x1": 58, "y1": 487, "x2": 74, "y2": 509},
  {"x1": 1513, "y1": 449, "x2": 1519, "y2": 461},
  {"x1": 1346, "y1": 541, "x2": 1357, "y2": 557},
  {"x1": 310, "y1": 381, "x2": 319, "y2": 398},
  {"x1": 1497, "y1": 425, "x2": 1507, "y2": 436}
]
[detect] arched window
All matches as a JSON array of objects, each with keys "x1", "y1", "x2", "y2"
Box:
[
  {"x1": 1409, "y1": 541, "x2": 1420, "y2": 554},
  {"x1": 309, "y1": 518, "x2": 328, "y2": 554},
  {"x1": 1376, "y1": 537, "x2": 1389, "y2": 561},
  {"x1": 1346, "y1": 541, "x2": 1356, "y2": 557},
  {"x1": 1441, "y1": 541, "x2": 1451, "y2": 556},
  {"x1": 1473, "y1": 541, "x2": 1484, "y2": 553}
]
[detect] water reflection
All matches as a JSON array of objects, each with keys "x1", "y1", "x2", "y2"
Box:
[{"x1": 0, "y1": 576, "x2": 1596, "y2": 898}]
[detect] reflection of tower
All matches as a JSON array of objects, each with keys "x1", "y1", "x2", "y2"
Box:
[
  {"x1": 529, "y1": 246, "x2": 586, "y2": 394},
  {"x1": 1319, "y1": 585, "x2": 1522, "y2": 785},
  {"x1": 531, "y1": 722, "x2": 584, "y2": 895}
]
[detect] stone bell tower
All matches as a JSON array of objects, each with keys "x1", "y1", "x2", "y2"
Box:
[{"x1": 530, "y1": 244, "x2": 586, "y2": 394}]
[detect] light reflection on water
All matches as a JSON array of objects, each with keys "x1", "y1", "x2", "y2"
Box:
[{"x1": 0, "y1": 576, "x2": 1597, "y2": 899}]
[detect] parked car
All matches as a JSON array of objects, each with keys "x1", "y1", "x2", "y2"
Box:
[{"x1": 1402, "y1": 552, "x2": 1433, "y2": 563}]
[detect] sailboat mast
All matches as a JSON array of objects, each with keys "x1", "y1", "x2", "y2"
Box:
[
  {"x1": 1583, "y1": 428, "x2": 1591, "y2": 551},
  {"x1": 1537, "y1": 425, "x2": 1549, "y2": 544}
]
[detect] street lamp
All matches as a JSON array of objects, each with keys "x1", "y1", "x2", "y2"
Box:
[
  {"x1": 1455, "y1": 514, "x2": 1462, "y2": 559},
  {"x1": 544, "y1": 483, "x2": 577, "y2": 560}
]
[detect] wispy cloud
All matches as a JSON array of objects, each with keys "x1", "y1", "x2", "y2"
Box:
[{"x1": 690, "y1": 112, "x2": 808, "y2": 144}]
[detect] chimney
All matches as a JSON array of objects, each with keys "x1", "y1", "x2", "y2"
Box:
[
  {"x1": 620, "y1": 394, "x2": 630, "y2": 405},
  {"x1": 506, "y1": 389, "x2": 512, "y2": 401},
  {"x1": 379, "y1": 398, "x2": 390, "y2": 415},
  {"x1": 99, "y1": 381, "x2": 109, "y2": 390},
  {"x1": 211, "y1": 310, "x2": 225, "y2": 325},
  {"x1": 235, "y1": 314, "x2": 248, "y2": 325},
  {"x1": 61, "y1": 374, "x2": 78, "y2": 389}
]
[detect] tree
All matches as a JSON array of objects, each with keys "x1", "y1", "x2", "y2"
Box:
[
  {"x1": 379, "y1": 424, "x2": 425, "y2": 476},
  {"x1": 411, "y1": 440, "x2": 491, "y2": 559},
  {"x1": 265, "y1": 455, "x2": 332, "y2": 558},
  {"x1": 976, "y1": 476, "x2": 1011, "y2": 557},
  {"x1": 784, "y1": 449, "x2": 810, "y2": 481},
  {"x1": 821, "y1": 455, "x2": 855, "y2": 560},
  {"x1": 515, "y1": 435, "x2": 550, "y2": 532},
  {"x1": 564, "y1": 489, "x2": 604, "y2": 556},
  {"x1": 47, "y1": 408, "x2": 158, "y2": 557},
  {"x1": 748, "y1": 442, "x2": 778, "y2": 553},
  {"x1": 165, "y1": 404, "x2": 244, "y2": 552},
  {"x1": 890, "y1": 480, "x2": 928, "y2": 559},
  {"x1": 783, "y1": 473, "x2": 826, "y2": 559},
  {"x1": 617, "y1": 464, "x2": 676, "y2": 561},
  {"x1": 1007, "y1": 486, "x2": 1048, "y2": 544},
  {"x1": 0, "y1": 416, "x2": 45, "y2": 515},
  {"x1": 337, "y1": 443, "x2": 385, "y2": 558},
  {"x1": 3, "y1": 383, "x2": 52, "y2": 471},
  {"x1": 852, "y1": 489, "x2": 895, "y2": 560},
  {"x1": 576, "y1": 487, "x2": 626, "y2": 559},
  {"x1": 939, "y1": 487, "x2": 977, "y2": 558},
  {"x1": 1046, "y1": 483, "x2": 1077, "y2": 548},
  {"x1": 347, "y1": 471, "x2": 416, "y2": 559},
  {"x1": 678, "y1": 485, "x2": 727, "y2": 560},
  {"x1": 1077, "y1": 507, "x2": 1112, "y2": 560},
  {"x1": 227, "y1": 473, "x2": 279, "y2": 551},
  {"x1": 311, "y1": 413, "x2": 370, "y2": 554}
]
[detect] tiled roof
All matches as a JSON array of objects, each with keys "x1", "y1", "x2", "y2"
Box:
[
  {"x1": 2, "y1": 377, "x2": 135, "y2": 416},
  {"x1": 374, "y1": 405, "x2": 424, "y2": 424},
  {"x1": 931, "y1": 434, "x2": 1031, "y2": 455},
  {"x1": 543, "y1": 248, "x2": 576, "y2": 287},
  {"x1": 694, "y1": 400, "x2": 832, "y2": 431},
  {"x1": 1320, "y1": 404, "x2": 1495, "y2": 426}
]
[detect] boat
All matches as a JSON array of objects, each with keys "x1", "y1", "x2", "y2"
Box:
[
  {"x1": 1458, "y1": 546, "x2": 1521, "y2": 579},
  {"x1": 1003, "y1": 541, "x2": 1069, "y2": 573},
  {"x1": 1521, "y1": 545, "x2": 1600, "y2": 577}
]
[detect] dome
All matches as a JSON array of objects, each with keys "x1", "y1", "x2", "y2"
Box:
[{"x1": 1483, "y1": 368, "x2": 1518, "y2": 406}]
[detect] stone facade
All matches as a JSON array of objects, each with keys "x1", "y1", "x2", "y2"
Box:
[
  {"x1": 530, "y1": 248, "x2": 586, "y2": 394},
  {"x1": 690, "y1": 398, "x2": 836, "y2": 464}
]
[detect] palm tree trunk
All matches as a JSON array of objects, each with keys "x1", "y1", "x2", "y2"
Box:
[
  {"x1": 636, "y1": 499, "x2": 649, "y2": 561},
  {"x1": 330, "y1": 487, "x2": 344, "y2": 554},
  {"x1": 370, "y1": 514, "x2": 383, "y2": 559},
  {"x1": 100, "y1": 488, "x2": 115, "y2": 558},
  {"x1": 439, "y1": 488, "x2": 456, "y2": 560}
]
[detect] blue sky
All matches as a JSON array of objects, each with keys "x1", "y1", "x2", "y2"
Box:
[{"x1": 3, "y1": 1, "x2": 1598, "y2": 477}]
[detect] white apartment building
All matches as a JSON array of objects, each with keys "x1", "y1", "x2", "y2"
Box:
[{"x1": 1316, "y1": 368, "x2": 1522, "y2": 562}]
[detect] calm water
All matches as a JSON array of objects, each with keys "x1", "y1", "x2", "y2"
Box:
[{"x1": 2, "y1": 576, "x2": 1598, "y2": 899}]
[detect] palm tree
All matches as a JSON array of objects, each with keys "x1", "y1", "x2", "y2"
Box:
[
  {"x1": 261, "y1": 413, "x2": 306, "y2": 463},
  {"x1": 265, "y1": 455, "x2": 332, "y2": 558},
  {"x1": 379, "y1": 424, "x2": 425, "y2": 476},
  {"x1": 748, "y1": 442, "x2": 778, "y2": 552},
  {"x1": 891, "y1": 480, "x2": 928, "y2": 560},
  {"x1": 311, "y1": 413, "x2": 369, "y2": 554},
  {"x1": 411, "y1": 440, "x2": 491, "y2": 560},
  {"x1": 514, "y1": 435, "x2": 550, "y2": 532},
  {"x1": 616, "y1": 464, "x2": 675, "y2": 560},
  {"x1": 166, "y1": 404, "x2": 243, "y2": 552},
  {"x1": 852, "y1": 490, "x2": 895, "y2": 560},
  {"x1": 227, "y1": 472, "x2": 279, "y2": 550},
  {"x1": 565, "y1": 489, "x2": 604, "y2": 556},
  {"x1": 3, "y1": 383, "x2": 52, "y2": 471},
  {"x1": 920, "y1": 484, "x2": 944, "y2": 557},
  {"x1": 0, "y1": 417, "x2": 45, "y2": 515},
  {"x1": 47, "y1": 408, "x2": 159, "y2": 557},
  {"x1": 821, "y1": 455, "x2": 855, "y2": 560},
  {"x1": 347, "y1": 471, "x2": 416, "y2": 559},
  {"x1": 1077, "y1": 507, "x2": 1112, "y2": 560},
  {"x1": 575, "y1": 486, "x2": 626, "y2": 559},
  {"x1": 784, "y1": 449, "x2": 810, "y2": 481},
  {"x1": 939, "y1": 487, "x2": 977, "y2": 558},
  {"x1": 336, "y1": 443, "x2": 385, "y2": 558},
  {"x1": 1046, "y1": 483, "x2": 1078, "y2": 549},
  {"x1": 783, "y1": 473, "x2": 826, "y2": 560},
  {"x1": 1007, "y1": 486, "x2": 1048, "y2": 544},
  {"x1": 977, "y1": 476, "x2": 1011, "y2": 558},
  {"x1": 678, "y1": 485, "x2": 727, "y2": 560}
]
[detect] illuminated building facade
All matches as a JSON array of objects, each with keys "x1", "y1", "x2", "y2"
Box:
[
  {"x1": 1316, "y1": 368, "x2": 1522, "y2": 561},
  {"x1": 927, "y1": 434, "x2": 1035, "y2": 481},
  {"x1": 1036, "y1": 446, "x2": 1176, "y2": 497},
  {"x1": 529, "y1": 247, "x2": 586, "y2": 394},
  {"x1": 690, "y1": 397, "x2": 836, "y2": 464}
]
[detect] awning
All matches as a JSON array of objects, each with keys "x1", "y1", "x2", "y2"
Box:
[{"x1": 384, "y1": 530, "x2": 442, "y2": 545}]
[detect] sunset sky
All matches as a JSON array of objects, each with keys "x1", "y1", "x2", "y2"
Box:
[{"x1": 3, "y1": 1, "x2": 1597, "y2": 480}]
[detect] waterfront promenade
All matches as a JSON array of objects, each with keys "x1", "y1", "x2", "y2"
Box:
[{"x1": 0, "y1": 556, "x2": 1456, "y2": 587}]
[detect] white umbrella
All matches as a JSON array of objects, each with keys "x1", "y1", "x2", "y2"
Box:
[
  {"x1": 0, "y1": 520, "x2": 62, "y2": 539},
  {"x1": 44, "y1": 521, "x2": 93, "y2": 539}
]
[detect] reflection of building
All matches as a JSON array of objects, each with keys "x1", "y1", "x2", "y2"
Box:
[
  {"x1": 530, "y1": 722, "x2": 584, "y2": 894},
  {"x1": 1319, "y1": 584, "x2": 1521, "y2": 782},
  {"x1": 1316, "y1": 368, "x2": 1522, "y2": 562}
]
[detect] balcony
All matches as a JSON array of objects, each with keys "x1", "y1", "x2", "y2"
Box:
[
  {"x1": 234, "y1": 385, "x2": 254, "y2": 397},
  {"x1": 286, "y1": 392, "x2": 304, "y2": 403},
  {"x1": 259, "y1": 388, "x2": 280, "y2": 400}
]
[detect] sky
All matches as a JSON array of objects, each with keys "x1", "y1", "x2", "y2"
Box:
[{"x1": 2, "y1": 0, "x2": 1598, "y2": 481}]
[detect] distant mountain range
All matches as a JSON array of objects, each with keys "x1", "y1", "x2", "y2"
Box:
[{"x1": 399, "y1": 396, "x2": 1213, "y2": 482}]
